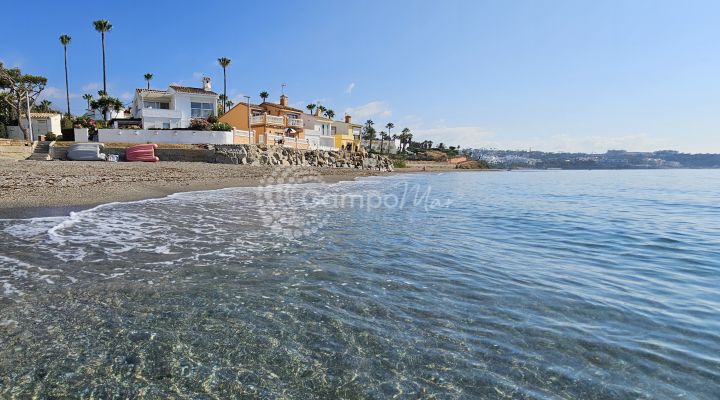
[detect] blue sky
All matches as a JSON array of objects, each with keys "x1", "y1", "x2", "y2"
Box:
[{"x1": 2, "y1": 0, "x2": 719, "y2": 152}]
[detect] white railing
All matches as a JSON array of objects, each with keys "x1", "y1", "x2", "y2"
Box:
[
  {"x1": 251, "y1": 115, "x2": 285, "y2": 125},
  {"x1": 139, "y1": 108, "x2": 182, "y2": 119},
  {"x1": 287, "y1": 118, "x2": 304, "y2": 128},
  {"x1": 266, "y1": 115, "x2": 285, "y2": 125}
]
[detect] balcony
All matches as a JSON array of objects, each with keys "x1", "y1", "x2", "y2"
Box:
[
  {"x1": 138, "y1": 108, "x2": 182, "y2": 119},
  {"x1": 287, "y1": 118, "x2": 304, "y2": 128},
  {"x1": 251, "y1": 115, "x2": 285, "y2": 126}
]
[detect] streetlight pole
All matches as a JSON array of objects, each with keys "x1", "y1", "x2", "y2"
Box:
[
  {"x1": 25, "y1": 91, "x2": 33, "y2": 142},
  {"x1": 244, "y1": 95, "x2": 251, "y2": 144}
]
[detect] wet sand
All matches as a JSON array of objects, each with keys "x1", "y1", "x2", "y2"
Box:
[{"x1": 0, "y1": 160, "x2": 388, "y2": 218}]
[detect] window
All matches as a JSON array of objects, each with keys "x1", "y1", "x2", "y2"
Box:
[
  {"x1": 162, "y1": 122, "x2": 170, "y2": 129},
  {"x1": 191, "y1": 102, "x2": 214, "y2": 118},
  {"x1": 144, "y1": 101, "x2": 169, "y2": 109}
]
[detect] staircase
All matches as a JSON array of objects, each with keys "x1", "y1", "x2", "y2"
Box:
[{"x1": 26, "y1": 141, "x2": 51, "y2": 161}]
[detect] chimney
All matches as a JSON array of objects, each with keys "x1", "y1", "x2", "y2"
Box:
[
  {"x1": 280, "y1": 94, "x2": 288, "y2": 107},
  {"x1": 314, "y1": 108, "x2": 320, "y2": 117},
  {"x1": 344, "y1": 114, "x2": 352, "y2": 124},
  {"x1": 202, "y1": 77, "x2": 211, "y2": 91}
]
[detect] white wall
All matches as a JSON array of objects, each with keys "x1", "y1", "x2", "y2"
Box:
[
  {"x1": 172, "y1": 92, "x2": 218, "y2": 128},
  {"x1": 98, "y1": 129, "x2": 233, "y2": 144}
]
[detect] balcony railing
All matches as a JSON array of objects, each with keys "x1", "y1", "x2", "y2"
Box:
[
  {"x1": 287, "y1": 118, "x2": 304, "y2": 128},
  {"x1": 138, "y1": 108, "x2": 182, "y2": 119},
  {"x1": 251, "y1": 115, "x2": 285, "y2": 126}
]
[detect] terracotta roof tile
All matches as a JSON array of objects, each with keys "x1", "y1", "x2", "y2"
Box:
[{"x1": 169, "y1": 85, "x2": 217, "y2": 95}]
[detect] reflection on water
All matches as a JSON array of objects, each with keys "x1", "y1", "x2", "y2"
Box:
[{"x1": 1, "y1": 170, "x2": 719, "y2": 398}]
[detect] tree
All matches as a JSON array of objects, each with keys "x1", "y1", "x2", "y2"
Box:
[
  {"x1": 0, "y1": 62, "x2": 48, "y2": 141},
  {"x1": 144, "y1": 73, "x2": 153, "y2": 89},
  {"x1": 306, "y1": 103, "x2": 316, "y2": 115},
  {"x1": 438, "y1": 142, "x2": 445, "y2": 150},
  {"x1": 317, "y1": 105, "x2": 327, "y2": 115},
  {"x1": 92, "y1": 20, "x2": 113, "y2": 94},
  {"x1": 34, "y1": 100, "x2": 53, "y2": 113},
  {"x1": 362, "y1": 119, "x2": 376, "y2": 151},
  {"x1": 90, "y1": 92, "x2": 123, "y2": 122},
  {"x1": 324, "y1": 109, "x2": 335, "y2": 120},
  {"x1": 379, "y1": 130, "x2": 387, "y2": 154},
  {"x1": 259, "y1": 91, "x2": 269, "y2": 102},
  {"x1": 400, "y1": 127, "x2": 411, "y2": 152},
  {"x1": 217, "y1": 57, "x2": 231, "y2": 113},
  {"x1": 59, "y1": 34, "x2": 72, "y2": 117},
  {"x1": 82, "y1": 93, "x2": 93, "y2": 111}
]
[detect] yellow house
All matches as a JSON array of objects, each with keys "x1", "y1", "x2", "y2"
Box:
[
  {"x1": 332, "y1": 115, "x2": 362, "y2": 151},
  {"x1": 220, "y1": 94, "x2": 307, "y2": 147}
]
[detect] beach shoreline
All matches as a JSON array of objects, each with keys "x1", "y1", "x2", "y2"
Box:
[{"x1": 0, "y1": 160, "x2": 393, "y2": 219}]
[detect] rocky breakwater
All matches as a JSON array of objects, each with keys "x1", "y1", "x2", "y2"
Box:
[{"x1": 213, "y1": 145, "x2": 394, "y2": 172}]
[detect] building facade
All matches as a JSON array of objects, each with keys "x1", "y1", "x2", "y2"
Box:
[{"x1": 132, "y1": 77, "x2": 218, "y2": 129}]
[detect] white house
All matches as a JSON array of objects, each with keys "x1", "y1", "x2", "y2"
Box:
[
  {"x1": 7, "y1": 112, "x2": 63, "y2": 140},
  {"x1": 300, "y1": 111, "x2": 336, "y2": 150},
  {"x1": 132, "y1": 77, "x2": 218, "y2": 129}
]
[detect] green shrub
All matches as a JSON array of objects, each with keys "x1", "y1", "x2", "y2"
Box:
[
  {"x1": 45, "y1": 133, "x2": 57, "y2": 141},
  {"x1": 211, "y1": 122, "x2": 232, "y2": 131},
  {"x1": 392, "y1": 159, "x2": 407, "y2": 168},
  {"x1": 207, "y1": 115, "x2": 219, "y2": 124}
]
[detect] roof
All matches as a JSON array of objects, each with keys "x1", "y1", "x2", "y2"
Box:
[
  {"x1": 260, "y1": 101, "x2": 304, "y2": 113},
  {"x1": 135, "y1": 88, "x2": 169, "y2": 94},
  {"x1": 169, "y1": 85, "x2": 217, "y2": 95},
  {"x1": 22, "y1": 112, "x2": 61, "y2": 118}
]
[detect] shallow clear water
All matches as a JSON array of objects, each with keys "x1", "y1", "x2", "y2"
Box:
[{"x1": 1, "y1": 170, "x2": 719, "y2": 398}]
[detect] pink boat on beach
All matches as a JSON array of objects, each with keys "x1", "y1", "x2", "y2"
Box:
[{"x1": 126, "y1": 144, "x2": 159, "y2": 162}]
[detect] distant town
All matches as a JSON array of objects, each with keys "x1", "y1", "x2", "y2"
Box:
[{"x1": 463, "y1": 149, "x2": 720, "y2": 169}]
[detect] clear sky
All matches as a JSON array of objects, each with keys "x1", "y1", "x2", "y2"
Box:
[{"x1": 2, "y1": 0, "x2": 719, "y2": 153}]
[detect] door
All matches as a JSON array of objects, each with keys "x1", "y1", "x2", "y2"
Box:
[{"x1": 34, "y1": 119, "x2": 48, "y2": 136}]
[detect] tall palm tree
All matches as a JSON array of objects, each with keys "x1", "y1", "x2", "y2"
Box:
[
  {"x1": 324, "y1": 109, "x2": 335, "y2": 119},
  {"x1": 401, "y1": 127, "x2": 411, "y2": 152},
  {"x1": 259, "y1": 91, "x2": 269, "y2": 102},
  {"x1": 363, "y1": 119, "x2": 375, "y2": 151},
  {"x1": 93, "y1": 20, "x2": 113, "y2": 94},
  {"x1": 306, "y1": 103, "x2": 316, "y2": 115},
  {"x1": 385, "y1": 122, "x2": 394, "y2": 143},
  {"x1": 83, "y1": 94, "x2": 93, "y2": 111},
  {"x1": 59, "y1": 34, "x2": 72, "y2": 117},
  {"x1": 379, "y1": 130, "x2": 387, "y2": 154},
  {"x1": 217, "y1": 57, "x2": 231, "y2": 113},
  {"x1": 144, "y1": 73, "x2": 153, "y2": 89}
]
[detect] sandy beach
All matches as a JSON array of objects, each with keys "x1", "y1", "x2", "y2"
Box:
[{"x1": 0, "y1": 160, "x2": 388, "y2": 218}]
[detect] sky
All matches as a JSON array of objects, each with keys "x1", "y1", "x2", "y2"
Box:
[{"x1": 2, "y1": 0, "x2": 719, "y2": 153}]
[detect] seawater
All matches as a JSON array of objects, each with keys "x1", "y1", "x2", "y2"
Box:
[{"x1": 1, "y1": 170, "x2": 719, "y2": 398}]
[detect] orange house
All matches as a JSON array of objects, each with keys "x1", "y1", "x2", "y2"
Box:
[{"x1": 220, "y1": 94, "x2": 307, "y2": 147}]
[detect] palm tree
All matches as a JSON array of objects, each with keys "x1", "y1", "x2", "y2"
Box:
[
  {"x1": 379, "y1": 130, "x2": 387, "y2": 154},
  {"x1": 226, "y1": 99, "x2": 234, "y2": 109},
  {"x1": 363, "y1": 119, "x2": 375, "y2": 151},
  {"x1": 59, "y1": 34, "x2": 72, "y2": 117},
  {"x1": 259, "y1": 91, "x2": 269, "y2": 102},
  {"x1": 306, "y1": 103, "x2": 316, "y2": 115},
  {"x1": 385, "y1": 122, "x2": 394, "y2": 146},
  {"x1": 83, "y1": 94, "x2": 93, "y2": 111},
  {"x1": 92, "y1": 20, "x2": 113, "y2": 94},
  {"x1": 217, "y1": 57, "x2": 231, "y2": 113},
  {"x1": 317, "y1": 105, "x2": 327, "y2": 116},
  {"x1": 400, "y1": 127, "x2": 411, "y2": 152},
  {"x1": 36, "y1": 100, "x2": 53, "y2": 113},
  {"x1": 144, "y1": 73, "x2": 153, "y2": 89},
  {"x1": 324, "y1": 109, "x2": 335, "y2": 120}
]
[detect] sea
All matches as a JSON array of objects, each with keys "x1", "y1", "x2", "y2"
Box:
[{"x1": 1, "y1": 169, "x2": 718, "y2": 399}]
